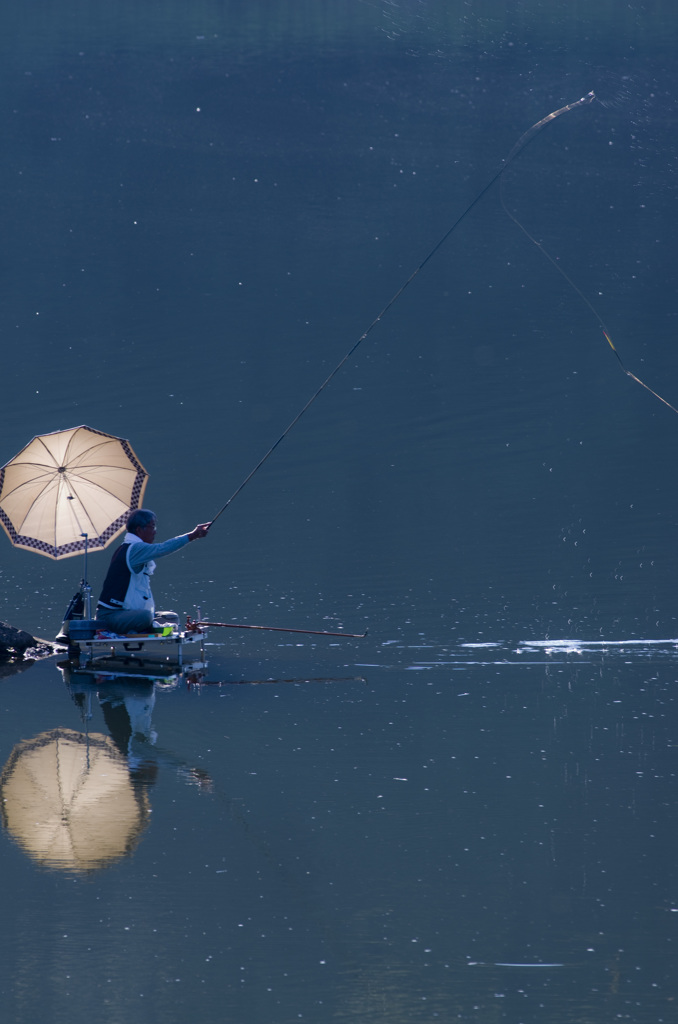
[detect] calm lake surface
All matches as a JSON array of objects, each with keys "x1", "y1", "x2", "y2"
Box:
[{"x1": 2, "y1": 1, "x2": 678, "y2": 1021}]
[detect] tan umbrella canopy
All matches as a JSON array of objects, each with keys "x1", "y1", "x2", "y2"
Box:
[
  {"x1": 0, "y1": 424, "x2": 148, "y2": 559},
  {"x1": 0, "y1": 727, "x2": 150, "y2": 872}
]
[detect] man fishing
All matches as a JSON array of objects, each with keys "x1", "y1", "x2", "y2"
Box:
[{"x1": 95, "y1": 509, "x2": 211, "y2": 634}]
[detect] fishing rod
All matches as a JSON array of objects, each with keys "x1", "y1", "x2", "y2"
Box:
[
  {"x1": 209, "y1": 90, "x2": 598, "y2": 526},
  {"x1": 499, "y1": 131, "x2": 678, "y2": 415},
  {"x1": 185, "y1": 616, "x2": 367, "y2": 638}
]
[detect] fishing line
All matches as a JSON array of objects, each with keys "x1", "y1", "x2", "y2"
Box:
[
  {"x1": 500, "y1": 101, "x2": 678, "y2": 416},
  {"x1": 211, "y1": 90, "x2": 604, "y2": 525}
]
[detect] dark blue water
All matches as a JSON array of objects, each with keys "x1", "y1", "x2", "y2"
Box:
[
  {"x1": 3, "y1": 640, "x2": 678, "y2": 1022},
  {"x1": 1, "y1": 2, "x2": 678, "y2": 1021}
]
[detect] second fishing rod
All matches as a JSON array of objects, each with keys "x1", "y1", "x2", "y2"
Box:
[{"x1": 208, "y1": 88, "x2": 673, "y2": 529}]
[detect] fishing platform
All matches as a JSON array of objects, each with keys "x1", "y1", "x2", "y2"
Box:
[{"x1": 61, "y1": 617, "x2": 207, "y2": 669}]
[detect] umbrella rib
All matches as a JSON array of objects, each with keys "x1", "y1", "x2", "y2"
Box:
[
  {"x1": 0, "y1": 478, "x2": 59, "y2": 538},
  {"x1": 34, "y1": 436, "x2": 62, "y2": 468},
  {"x1": 65, "y1": 434, "x2": 139, "y2": 472},
  {"x1": 1, "y1": 465, "x2": 63, "y2": 497},
  {"x1": 65, "y1": 468, "x2": 137, "y2": 503},
  {"x1": 62, "y1": 473, "x2": 128, "y2": 532}
]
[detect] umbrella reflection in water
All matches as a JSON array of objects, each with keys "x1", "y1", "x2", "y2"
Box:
[{"x1": 0, "y1": 727, "x2": 150, "y2": 872}]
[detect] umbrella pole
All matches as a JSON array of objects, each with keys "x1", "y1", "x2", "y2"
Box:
[{"x1": 81, "y1": 533, "x2": 92, "y2": 618}]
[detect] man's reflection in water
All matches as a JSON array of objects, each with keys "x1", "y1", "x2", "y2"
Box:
[
  {"x1": 65, "y1": 667, "x2": 212, "y2": 791},
  {"x1": 98, "y1": 682, "x2": 160, "y2": 785}
]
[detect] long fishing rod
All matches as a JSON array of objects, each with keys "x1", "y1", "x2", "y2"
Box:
[
  {"x1": 210, "y1": 90, "x2": 597, "y2": 525},
  {"x1": 186, "y1": 616, "x2": 367, "y2": 638},
  {"x1": 499, "y1": 129, "x2": 678, "y2": 415}
]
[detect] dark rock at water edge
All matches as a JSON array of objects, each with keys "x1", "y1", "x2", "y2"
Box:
[
  {"x1": 0, "y1": 622, "x2": 35, "y2": 659},
  {"x1": 0, "y1": 621, "x2": 64, "y2": 662}
]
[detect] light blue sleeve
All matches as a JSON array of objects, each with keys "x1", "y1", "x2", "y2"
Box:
[{"x1": 127, "y1": 534, "x2": 191, "y2": 572}]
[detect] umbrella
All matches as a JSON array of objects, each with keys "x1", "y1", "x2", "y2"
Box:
[
  {"x1": 0, "y1": 424, "x2": 148, "y2": 560},
  {"x1": 0, "y1": 727, "x2": 150, "y2": 872}
]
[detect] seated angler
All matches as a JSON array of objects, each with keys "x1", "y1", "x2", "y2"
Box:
[{"x1": 95, "y1": 509, "x2": 210, "y2": 635}]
